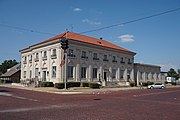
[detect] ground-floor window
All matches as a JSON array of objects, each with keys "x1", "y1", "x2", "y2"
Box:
[
  {"x1": 52, "y1": 66, "x2": 56, "y2": 78},
  {"x1": 68, "y1": 66, "x2": 73, "y2": 78},
  {"x1": 35, "y1": 68, "x2": 39, "y2": 79},
  {"x1": 30, "y1": 70, "x2": 32, "y2": 79},
  {"x1": 24, "y1": 71, "x2": 26, "y2": 78},
  {"x1": 81, "y1": 67, "x2": 86, "y2": 79},
  {"x1": 112, "y1": 69, "x2": 116, "y2": 79},
  {"x1": 120, "y1": 70, "x2": 124, "y2": 79},
  {"x1": 93, "y1": 68, "x2": 97, "y2": 79}
]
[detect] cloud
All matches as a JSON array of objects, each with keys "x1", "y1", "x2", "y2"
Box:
[
  {"x1": 118, "y1": 34, "x2": 134, "y2": 43},
  {"x1": 157, "y1": 63, "x2": 180, "y2": 72},
  {"x1": 73, "y1": 7, "x2": 82, "y2": 12},
  {"x1": 82, "y1": 19, "x2": 101, "y2": 25}
]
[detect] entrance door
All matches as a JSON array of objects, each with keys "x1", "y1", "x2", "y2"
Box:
[
  {"x1": 104, "y1": 72, "x2": 107, "y2": 82},
  {"x1": 42, "y1": 71, "x2": 46, "y2": 81}
]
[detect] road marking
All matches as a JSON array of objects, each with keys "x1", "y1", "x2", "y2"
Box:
[
  {"x1": 0, "y1": 104, "x2": 78, "y2": 113},
  {"x1": 0, "y1": 92, "x2": 38, "y2": 102}
]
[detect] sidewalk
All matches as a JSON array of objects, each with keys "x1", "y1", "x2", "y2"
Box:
[
  {"x1": 1, "y1": 83, "x2": 179, "y2": 95},
  {"x1": 0, "y1": 83, "x2": 139, "y2": 94}
]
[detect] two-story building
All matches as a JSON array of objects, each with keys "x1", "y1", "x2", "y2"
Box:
[{"x1": 19, "y1": 32, "x2": 136, "y2": 85}]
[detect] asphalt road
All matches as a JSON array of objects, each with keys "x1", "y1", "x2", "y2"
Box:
[{"x1": 0, "y1": 86, "x2": 180, "y2": 120}]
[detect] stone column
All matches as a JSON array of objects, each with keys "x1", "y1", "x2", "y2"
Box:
[
  {"x1": 109, "y1": 67, "x2": 112, "y2": 81},
  {"x1": 130, "y1": 69, "x2": 134, "y2": 81},
  {"x1": 89, "y1": 65, "x2": 92, "y2": 82},
  {"x1": 47, "y1": 49, "x2": 51, "y2": 81},
  {"x1": 56, "y1": 48, "x2": 60, "y2": 82},
  {"x1": 76, "y1": 64, "x2": 80, "y2": 81},
  {"x1": 123, "y1": 68, "x2": 127, "y2": 81},
  {"x1": 137, "y1": 71, "x2": 140, "y2": 86},
  {"x1": 100, "y1": 66, "x2": 103, "y2": 81},
  {"x1": 117, "y1": 67, "x2": 120, "y2": 81}
]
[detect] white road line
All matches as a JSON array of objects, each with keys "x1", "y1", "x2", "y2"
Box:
[
  {"x1": 0, "y1": 92, "x2": 38, "y2": 102},
  {"x1": 0, "y1": 104, "x2": 78, "y2": 113}
]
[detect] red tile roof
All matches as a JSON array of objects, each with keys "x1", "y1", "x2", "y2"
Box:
[{"x1": 21, "y1": 32, "x2": 135, "y2": 54}]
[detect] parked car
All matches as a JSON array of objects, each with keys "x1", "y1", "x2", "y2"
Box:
[{"x1": 147, "y1": 83, "x2": 165, "y2": 89}]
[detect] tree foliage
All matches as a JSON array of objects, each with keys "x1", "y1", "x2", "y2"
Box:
[
  {"x1": 0, "y1": 59, "x2": 18, "y2": 74},
  {"x1": 167, "y1": 68, "x2": 179, "y2": 80}
]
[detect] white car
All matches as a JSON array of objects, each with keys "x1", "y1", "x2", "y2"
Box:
[{"x1": 148, "y1": 83, "x2": 165, "y2": 89}]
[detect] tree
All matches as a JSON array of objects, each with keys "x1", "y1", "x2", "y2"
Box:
[
  {"x1": 0, "y1": 59, "x2": 18, "y2": 74},
  {"x1": 167, "y1": 68, "x2": 178, "y2": 80},
  {"x1": 178, "y1": 69, "x2": 180, "y2": 80}
]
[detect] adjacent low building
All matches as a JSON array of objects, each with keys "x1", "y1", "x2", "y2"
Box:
[{"x1": 0, "y1": 63, "x2": 21, "y2": 83}]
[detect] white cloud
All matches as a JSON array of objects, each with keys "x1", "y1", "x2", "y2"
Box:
[
  {"x1": 82, "y1": 19, "x2": 101, "y2": 25},
  {"x1": 73, "y1": 8, "x2": 82, "y2": 12},
  {"x1": 118, "y1": 34, "x2": 134, "y2": 43},
  {"x1": 157, "y1": 63, "x2": 180, "y2": 72}
]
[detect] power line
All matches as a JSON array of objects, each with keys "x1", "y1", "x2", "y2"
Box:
[
  {"x1": 0, "y1": 7, "x2": 180, "y2": 36},
  {"x1": 79, "y1": 7, "x2": 180, "y2": 34},
  {"x1": 0, "y1": 23, "x2": 56, "y2": 36}
]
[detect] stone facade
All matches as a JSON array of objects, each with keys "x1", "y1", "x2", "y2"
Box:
[
  {"x1": 134, "y1": 63, "x2": 166, "y2": 85},
  {"x1": 20, "y1": 32, "x2": 136, "y2": 85}
]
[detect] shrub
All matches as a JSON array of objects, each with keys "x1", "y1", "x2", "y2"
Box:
[
  {"x1": 130, "y1": 82, "x2": 136, "y2": 87},
  {"x1": 171, "y1": 82, "x2": 176, "y2": 86},
  {"x1": 89, "y1": 83, "x2": 101, "y2": 89},
  {"x1": 141, "y1": 81, "x2": 154, "y2": 86},
  {"x1": 40, "y1": 82, "x2": 54, "y2": 87},
  {"x1": 54, "y1": 83, "x2": 64, "y2": 89},
  {"x1": 81, "y1": 82, "x2": 89, "y2": 87},
  {"x1": 67, "y1": 82, "x2": 81, "y2": 88},
  {"x1": 0, "y1": 79, "x2": 5, "y2": 83}
]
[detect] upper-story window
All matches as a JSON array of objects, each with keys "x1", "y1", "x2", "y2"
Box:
[
  {"x1": 35, "y1": 53, "x2": 39, "y2": 62},
  {"x1": 128, "y1": 58, "x2": 132, "y2": 64},
  {"x1": 43, "y1": 51, "x2": 47, "y2": 60},
  {"x1": 23, "y1": 56, "x2": 27, "y2": 64},
  {"x1": 112, "y1": 56, "x2": 117, "y2": 62},
  {"x1": 51, "y1": 49, "x2": 57, "y2": 59},
  {"x1": 93, "y1": 53, "x2": 99, "y2": 60},
  {"x1": 29, "y1": 55, "x2": 32, "y2": 63},
  {"x1": 81, "y1": 51, "x2": 88, "y2": 59},
  {"x1": 103, "y1": 55, "x2": 108, "y2": 61},
  {"x1": 120, "y1": 57, "x2": 125, "y2": 63},
  {"x1": 68, "y1": 49, "x2": 75, "y2": 57}
]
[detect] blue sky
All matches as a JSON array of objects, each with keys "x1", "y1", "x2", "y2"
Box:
[{"x1": 0, "y1": 0, "x2": 180, "y2": 71}]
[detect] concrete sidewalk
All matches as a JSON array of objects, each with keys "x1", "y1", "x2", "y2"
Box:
[
  {"x1": 1, "y1": 83, "x2": 179, "y2": 94},
  {"x1": 0, "y1": 83, "x2": 139, "y2": 94}
]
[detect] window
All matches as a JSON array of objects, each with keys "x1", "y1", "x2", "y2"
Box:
[
  {"x1": 44, "y1": 51, "x2": 47, "y2": 57},
  {"x1": 35, "y1": 68, "x2": 39, "y2": 79},
  {"x1": 120, "y1": 69, "x2": 124, "y2": 79},
  {"x1": 52, "y1": 66, "x2": 56, "y2": 78},
  {"x1": 81, "y1": 51, "x2": 88, "y2": 59},
  {"x1": 68, "y1": 49, "x2": 75, "y2": 57},
  {"x1": 51, "y1": 49, "x2": 57, "y2": 59},
  {"x1": 103, "y1": 55, "x2": 108, "y2": 61},
  {"x1": 68, "y1": 66, "x2": 73, "y2": 78},
  {"x1": 24, "y1": 71, "x2": 26, "y2": 78},
  {"x1": 93, "y1": 53, "x2": 99, "y2": 60},
  {"x1": 93, "y1": 68, "x2": 98, "y2": 78},
  {"x1": 112, "y1": 69, "x2": 116, "y2": 79},
  {"x1": 30, "y1": 70, "x2": 32, "y2": 79},
  {"x1": 112, "y1": 56, "x2": 117, "y2": 62},
  {"x1": 29, "y1": 55, "x2": 32, "y2": 62},
  {"x1": 36, "y1": 53, "x2": 39, "y2": 59},
  {"x1": 128, "y1": 58, "x2": 131, "y2": 64},
  {"x1": 81, "y1": 67, "x2": 86, "y2": 78},
  {"x1": 52, "y1": 49, "x2": 56, "y2": 56},
  {"x1": 121, "y1": 57, "x2": 125, "y2": 63},
  {"x1": 43, "y1": 51, "x2": 47, "y2": 60}
]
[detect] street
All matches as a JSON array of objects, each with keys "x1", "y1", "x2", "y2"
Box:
[{"x1": 0, "y1": 86, "x2": 180, "y2": 120}]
